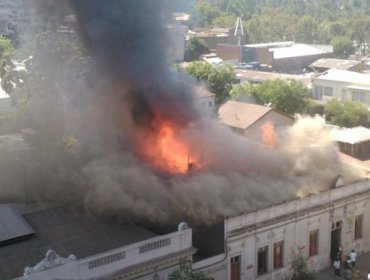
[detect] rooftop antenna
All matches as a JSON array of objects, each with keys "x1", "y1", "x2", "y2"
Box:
[{"x1": 234, "y1": 17, "x2": 244, "y2": 46}]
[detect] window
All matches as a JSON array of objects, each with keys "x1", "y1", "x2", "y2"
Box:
[
  {"x1": 273, "y1": 241, "x2": 284, "y2": 269},
  {"x1": 230, "y1": 255, "x2": 241, "y2": 280},
  {"x1": 355, "y1": 215, "x2": 363, "y2": 240},
  {"x1": 314, "y1": 86, "x2": 323, "y2": 100},
  {"x1": 352, "y1": 91, "x2": 366, "y2": 102},
  {"x1": 257, "y1": 245, "x2": 268, "y2": 275},
  {"x1": 309, "y1": 230, "x2": 319, "y2": 256},
  {"x1": 208, "y1": 101, "x2": 213, "y2": 108},
  {"x1": 324, "y1": 87, "x2": 333, "y2": 97}
]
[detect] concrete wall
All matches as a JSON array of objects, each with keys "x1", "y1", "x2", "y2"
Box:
[
  {"x1": 312, "y1": 78, "x2": 370, "y2": 106},
  {"x1": 243, "y1": 111, "x2": 293, "y2": 144},
  {"x1": 216, "y1": 44, "x2": 243, "y2": 62},
  {"x1": 199, "y1": 179, "x2": 370, "y2": 280}
]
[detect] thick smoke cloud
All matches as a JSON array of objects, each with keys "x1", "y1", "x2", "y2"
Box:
[{"x1": 0, "y1": 1, "x2": 364, "y2": 225}]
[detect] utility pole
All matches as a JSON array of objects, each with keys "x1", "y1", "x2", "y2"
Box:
[{"x1": 234, "y1": 17, "x2": 244, "y2": 46}]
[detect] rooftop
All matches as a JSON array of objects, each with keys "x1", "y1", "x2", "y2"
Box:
[
  {"x1": 235, "y1": 69, "x2": 313, "y2": 88},
  {"x1": 331, "y1": 126, "x2": 370, "y2": 144},
  {"x1": 309, "y1": 58, "x2": 362, "y2": 71},
  {"x1": 271, "y1": 43, "x2": 332, "y2": 59},
  {"x1": 0, "y1": 203, "x2": 158, "y2": 279},
  {"x1": 193, "y1": 86, "x2": 215, "y2": 98},
  {"x1": 315, "y1": 69, "x2": 370, "y2": 85},
  {"x1": 218, "y1": 101, "x2": 272, "y2": 129}
]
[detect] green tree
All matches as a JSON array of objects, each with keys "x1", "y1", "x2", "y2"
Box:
[
  {"x1": 168, "y1": 261, "x2": 213, "y2": 280},
  {"x1": 191, "y1": 0, "x2": 220, "y2": 27},
  {"x1": 285, "y1": 249, "x2": 316, "y2": 280},
  {"x1": 324, "y1": 99, "x2": 368, "y2": 127},
  {"x1": 230, "y1": 82, "x2": 257, "y2": 102},
  {"x1": 351, "y1": 17, "x2": 370, "y2": 54},
  {"x1": 294, "y1": 15, "x2": 318, "y2": 43},
  {"x1": 0, "y1": 36, "x2": 14, "y2": 60},
  {"x1": 185, "y1": 61, "x2": 235, "y2": 104},
  {"x1": 331, "y1": 36, "x2": 354, "y2": 58},
  {"x1": 253, "y1": 79, "x2": 308, "y2": 114},
  {"x1": 185, "y1": 36, "x2": 210, "y2": 61}
]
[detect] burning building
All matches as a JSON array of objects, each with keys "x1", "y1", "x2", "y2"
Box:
[{"x1": 1, "y1": 1, "x2": 370, "y2": 279}]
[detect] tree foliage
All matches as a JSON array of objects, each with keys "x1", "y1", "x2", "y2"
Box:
[
  {"x1": 168, "y1": 261, "x2": 213, "y2": 280},
  {"x1": 253, "y1": 79, "x2": 308, "y2": 115},
  {"x1": 285, "y1": 249, "x2": 317, "y2": 280},
  {"x1": 230, "y1": 82, "x2": 257, "y2": 103},
  {"x1": 324, "y1": 99, "x2": 368, "y2": 128},
  {"x1": 185, "y1": 36, "x2": 210, "y2": 61},
  {"x1": 331, "y1": 36, "x2": 354, "y2": 58},
  {"x1": 190, "y1": 0, "x2": 370, "y2": 48},
  {"x1": 0, "y1": 36, "x2": 14, "y2": 60},
  {"x1": 185, "y1": 61, "x2": 235, "y2": 104}
]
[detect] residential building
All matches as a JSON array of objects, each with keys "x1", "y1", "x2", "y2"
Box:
[
  {"x1": 1, "y1": 204, "x2": 195, "y2": 280},
  {"x1": 331, "y1": 126, "x2": 370, "y2": 160},
  {"x1": 193, "y1": 86, "x2": 216, "y2": 115},
  {"x1": 235, "y1": 69, "x2": 313, "y2": 90},
  {"x1": 218, "y1": 101, "x2": 294, "y2": 143},
  {"x1": 309, "y1": 58, "x2": 363, "y2": 73},
  {"x1": 192, "y1": 177, "x2": 370, "y2": 280},
  {"x1": 312, "y1": 69, "x2": 370, "y2": 105}
]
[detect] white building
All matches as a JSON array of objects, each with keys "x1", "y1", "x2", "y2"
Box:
[
  {"x1": 194, "y1": 178, "x2": 370, "y2": 280},
  {"x1": 0, "y1": 204, "x2": 195, "y2": 280},
  {"x1": 312, "y1": 69, "x2": 370, "y2": 105}
]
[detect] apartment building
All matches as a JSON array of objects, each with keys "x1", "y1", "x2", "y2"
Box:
[{"x1": 312, "y1": 69, "x2": 370, "y2": 106}]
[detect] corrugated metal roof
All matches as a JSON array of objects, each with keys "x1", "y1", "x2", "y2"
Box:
[
  {"x1": 0, "y1": 204, "x2": 34, "y2": 244},
  {"x1": 310, "y1": 58, "x2": 361, "y2": 70}
]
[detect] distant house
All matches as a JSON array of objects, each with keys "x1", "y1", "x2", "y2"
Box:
[
  {"x1": 193, "y1": 86, "x2": 216, "y2": 115},
  {"x1": 218, "y1": 101, "x2": 294, "y2": 143},
  {"x1": 235, "y1": 69, "x2": 313, "y2": 90},
  {"x1": 309, "y1": 58, "x2": 363, "y2": 73},
  {"x1": 312, "y1": 69, "x2": 370, "y2": 105},
  {"x1": 331, "y1": 126, "x2": 370, "y2": 160}
]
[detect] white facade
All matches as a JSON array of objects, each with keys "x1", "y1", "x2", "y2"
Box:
[
  {"x1": 17, "y1": 224, "x2": 194, "y2": 280},
  {"x1": 312, "y1": 69, "x2": 370, "y2": 106},
  {"x1": 195, "y1": 179, "x2": 370, "y2": 280}
]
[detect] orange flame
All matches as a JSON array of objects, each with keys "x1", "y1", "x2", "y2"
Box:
[
  {"x1": 261, "y1": 122, "x2": 278, "y2": 149},
  {"x1": 137, "y1": 119, "x2": 200, "y2": 175}
]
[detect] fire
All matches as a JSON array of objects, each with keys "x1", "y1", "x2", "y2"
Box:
[
  {"x1": 137, "y1": 118, "x2": 200, "y2": 175},
  {"x1": 261, "y1": 122, "x2": 278, "y2": 149}
]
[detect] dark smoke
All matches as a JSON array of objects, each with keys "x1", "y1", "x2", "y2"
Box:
[
  {"x1": 71, "y1": 0, "x2": 198, "y2": 127},
  {"x1": 0, "y1": 1, "x2": 364, "y2": 225}
]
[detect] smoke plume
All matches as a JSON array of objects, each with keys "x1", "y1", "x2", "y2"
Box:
[{"x1": 0, "y1": 0, "x2": 364, "y2": 225}]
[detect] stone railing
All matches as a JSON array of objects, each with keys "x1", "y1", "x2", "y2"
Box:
[{"x1": 21, "y1": 224, "x2": 192, "y2": 280}]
